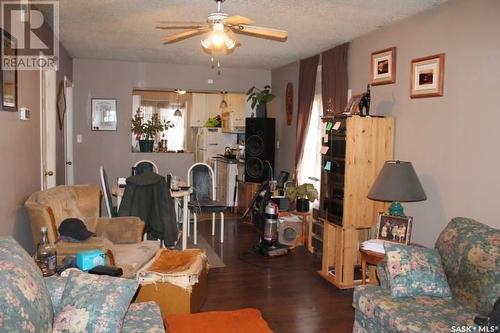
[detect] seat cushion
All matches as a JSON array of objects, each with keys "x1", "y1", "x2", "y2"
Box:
[
  {"x1": 112, "y1": 241, "x2": 160, "y2": 278},
  {"x1": 0, "y1": 237, "x2": 53, "y2": 332},
  {"x1": 122, "y1": 302, "x2": 165, "y2": 333},
  {"x1": 188, "y1": 200, "x2": 227, "y2": 213},
  {"x1": 353, "y1": 285, "x2": 475, "y2": 332}
]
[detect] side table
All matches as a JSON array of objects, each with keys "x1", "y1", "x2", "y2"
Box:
[
  {"x1": 292, "y1": 210, "x2": 311, "y2": 248},
  {"x1": 359, "y1": 247, "x2": 385, "y2": 285}
]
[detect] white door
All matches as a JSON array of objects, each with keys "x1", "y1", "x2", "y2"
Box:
[
  {"x1": 40, "y1": 69, "x2": 57, "y2": 189},
  {"x1": 64, "y1": 76, "x2": 74, "y2": 185}
]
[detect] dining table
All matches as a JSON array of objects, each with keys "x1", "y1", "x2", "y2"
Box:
[{"x1": 112, "y1": 185, "x2": 192, "y2": 250}]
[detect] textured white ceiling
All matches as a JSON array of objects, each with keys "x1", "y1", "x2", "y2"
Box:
[{"x1": 57, "y1": 0, "x2": 448, "y2": 69}]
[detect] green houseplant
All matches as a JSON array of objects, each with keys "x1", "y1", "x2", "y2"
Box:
[
  {"x1": 246, "y1": 85, "x2": 275, "y2": 118},
  {"x1": 285, "y1": 183, "x2": 318, "y2": 212},
  {"x1": 131, "y1": 110, "x2": 174, "y2": 152}
]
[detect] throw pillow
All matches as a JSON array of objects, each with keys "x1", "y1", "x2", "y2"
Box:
[
  {"x1": 385, "y1": 243, "x2": 452, "y2": 298},
  {"x1": 53, "y1": 270, "x2": 138, "y2": 333}
]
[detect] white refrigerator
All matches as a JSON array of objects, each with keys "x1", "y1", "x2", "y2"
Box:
[{"x1": 195, "y1": 128, "x2": 237, "y2": 163}]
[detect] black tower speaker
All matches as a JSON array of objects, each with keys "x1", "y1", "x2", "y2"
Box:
[{"x1": 245, "y1": 118, "x2": 275, "y2": 183}]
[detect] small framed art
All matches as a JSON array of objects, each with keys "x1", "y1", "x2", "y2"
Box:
[
  {"x1": 376, "y1": 213, "x2": 413, "y2": 245},
  {"x1": 343, "y1": 94, "x2": 362, "y2": 115},
  {"x1": 410, "y1": 53, "x2": 445, "y2": 98},
  {"x1": 370, "y1": 47, "x2": 396, "y2": 86},
  {"x1": 91, "y1": 98, "x2": 117, "y2": 131}
]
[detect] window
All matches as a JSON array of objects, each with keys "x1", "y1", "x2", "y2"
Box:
[{"x1": 297, "y1": 65, "x2": 323, "y2": 206}]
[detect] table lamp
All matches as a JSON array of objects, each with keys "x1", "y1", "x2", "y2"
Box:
[{"x1": 367, "y1": 160, "x2": 426, "y2": 216}]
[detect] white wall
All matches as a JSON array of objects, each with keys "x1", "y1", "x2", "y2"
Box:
[{"x1": 349, "y1": 0, "x2": 500, "y2": 246}]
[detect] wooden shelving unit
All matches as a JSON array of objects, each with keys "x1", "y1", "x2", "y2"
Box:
[{"x1": 318, "y1": 116, "x2": 394, "y2": 289}]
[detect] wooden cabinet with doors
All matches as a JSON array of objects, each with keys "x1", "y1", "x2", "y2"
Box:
[
  {"x1": 226, "y1": 93, "x2": 246, "y2": 127},
  {"x1": 189, "y1": 93, "x2": 208, "y2": 127},
  {"x1": 205, "y1": 93, "x2": 222, "y2": 119},
  {"x1": 318, "y1": 115, "x2": 394, "y2": 289}
]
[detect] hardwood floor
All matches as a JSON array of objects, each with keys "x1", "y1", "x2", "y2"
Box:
[{"x1": 196, "y1": 216, "x2": 355, "y2": 333}]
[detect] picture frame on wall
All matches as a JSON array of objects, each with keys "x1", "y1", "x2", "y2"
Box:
[
  {"x1": 410, "y1": 53, "x2": 445, "y2": 98},
  {"x1": 370, "y1": 47, "x2": 396, "y2": 86},
  {"x1": 343, "y1": 94, "x2": 362, "y2": 115},
  {"x1": 376, "y1": 213, "x2": 413, "y2": 245},
  {"x1": 0, "y1": 29, "x2": 18, "y2": 112},
  {"x1": 91, "y1": 98, "x2": 117, "y2": 131}
]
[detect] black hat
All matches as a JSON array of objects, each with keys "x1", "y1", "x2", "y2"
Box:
[{"x1": 58, "y1": 218, "x2": 95, "y2": 241}]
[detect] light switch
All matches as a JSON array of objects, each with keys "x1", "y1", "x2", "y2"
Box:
[
  {"x1": 208, "y1": 79, "x2": 214, "y2": 84},
  {"x1": 19, "y1": 107, "x2": 30, "y2": 120},
  {"x1": 76, "y1": 134, "x2": 82, "y2": 143}
]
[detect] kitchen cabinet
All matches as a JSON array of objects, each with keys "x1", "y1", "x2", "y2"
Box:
[
  {"x1": 190, "y1": 93, "x2": 207, "y2": 127},
  {"x1": 205, "y1": 93, "x2": 222, "y2": 119},
  {"x1": 226, "y1": 93, "x2": 246, "y2": 127}
]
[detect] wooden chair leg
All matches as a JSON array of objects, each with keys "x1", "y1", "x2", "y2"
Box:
[
  {"x1": 212, "y1": 212, "x2": 216, "y2": 236},
  {"x1": 220, "y1": 212, "x2": 224, "y2": 243},
  {"x1": 194, "y1": 213, "x2": 198, "y2": 245}
]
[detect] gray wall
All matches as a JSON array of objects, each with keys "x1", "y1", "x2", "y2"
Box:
[
  {"x1": 268, "y1": 62, "x2": 300, "y2": 176},
  {"x1": 0, "y1": 40, "x2": 72, "y2": 253},
  {"x1": 348, "y1": 0, "x2": 500, "y2": 246},
  {"x1": 73, "y1": 59, "x2": 271, "y2": 187}
]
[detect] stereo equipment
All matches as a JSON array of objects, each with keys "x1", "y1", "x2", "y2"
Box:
[
  {"x1": 245, "y1": 118, "x2": 275, "y2": 183},
  {"x1": 278, "y1": 215, "x2": 303, "y2": 246}
]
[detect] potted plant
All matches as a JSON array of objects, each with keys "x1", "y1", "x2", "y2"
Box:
[
  {"x1": 131, "y1": 110, "x2": 174, "y2": 152},
  {"x1": 246, "y1": 85, "x2": 275, "y2": 118},
  {"x1": 285, "y1": 183, "x2": 318, "y2": 212}
]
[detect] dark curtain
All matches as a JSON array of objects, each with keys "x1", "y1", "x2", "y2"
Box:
[
  {"x1": 295, "y1": 55, "x2": 320, "y2": 171},
  {"x1": 322, "y1": 43, "x2": 349, "y2": 115}
]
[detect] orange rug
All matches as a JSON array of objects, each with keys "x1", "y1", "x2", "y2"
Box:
[{"x1": 165, "y1": 308, "x2": 273, "y2": 333}]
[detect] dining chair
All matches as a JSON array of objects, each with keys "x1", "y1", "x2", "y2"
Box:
[
  {"x1": 133, "y1": 160, "x2": 159, "y2": 175},
  {"x1": 187, "y1": 162, "x2": 227, "y2": 244},
  {"x1": 99, "y1": 166, "x2": 118, "y2": 218}
]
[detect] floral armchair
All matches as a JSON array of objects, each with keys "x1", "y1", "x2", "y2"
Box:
[
  {"x1": 352, "y1": 217, "x2": 500, "y2": 332},
  {"x1": 25, "y1": 185, "x2": 159, "y2": 278},
  {"x1": 0, "y1": 237, "x2": 165, "y2": 332}
]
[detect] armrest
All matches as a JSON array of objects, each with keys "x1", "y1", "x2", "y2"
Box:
[
  {"x1": 56, "y1": 237, "x2": 115, "y2": 265},
  {"x1": 95, "y1": 217, "x2": 145, "y2": 244}
]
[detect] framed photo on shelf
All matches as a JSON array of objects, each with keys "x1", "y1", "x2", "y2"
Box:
[
  {"x1": 343, "y1": 94, "x2": 362, "y2": 115},
  {"x1": 91, "y1": 98, "x2": 117, "y2": 131},
  {"x1": 376, "y1": 213, "x2": 413, "y2": 245},
  {"x1": 410, "y1": 53, "x2": 445, "y2": 98},
  {"x1": 370, "y1": 47, "x2": 396, "y2": 86}
]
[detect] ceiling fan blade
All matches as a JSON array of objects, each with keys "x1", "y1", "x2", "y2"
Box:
[
  {"x1": 156, "y1": 25, "x2": 205, "y2": 30},
  {"x1": 224, "y1": 15, "x2": 254, "y2": 26},
  {"x1": 163, "y1": 28, "x2": 210, "y2": 44},
  {"x1": 232, "y1": 25, "x2": 288, "y2": 42}
]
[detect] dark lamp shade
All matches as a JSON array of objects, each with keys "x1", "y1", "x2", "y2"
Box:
[{"x1": 368, "y1": 160, "x2": 427, "y2": 202}]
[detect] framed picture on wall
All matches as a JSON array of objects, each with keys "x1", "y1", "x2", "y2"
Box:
[
  {"x1": 91, "y1": 98, "x2": 117, "y2": 131},
  {"x1": 410, "y1": 53, "x2": 445, "y2": 98},
  {"x1": 370, "y1": 47, "x2": 396, "y2": 86},
  {"x1": 376, "y1": 213, "x2": 413, "y2": 245}
]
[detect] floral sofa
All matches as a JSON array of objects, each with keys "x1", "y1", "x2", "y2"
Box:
[
  {"x1": 0, "y1": 236, "x2": 165, "y2": 332},
  {"x1": 353, "y1": 217, "x2": 500, "y2": 333}
]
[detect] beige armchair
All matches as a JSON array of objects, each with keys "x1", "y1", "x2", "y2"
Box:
[{"x1": 25, "y1": 184, "x2": 159, "y2": 278}]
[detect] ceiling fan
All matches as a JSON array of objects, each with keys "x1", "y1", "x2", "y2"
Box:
[{"x1": 156, "y1": 0, "x2": 288, "y2": 55}]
